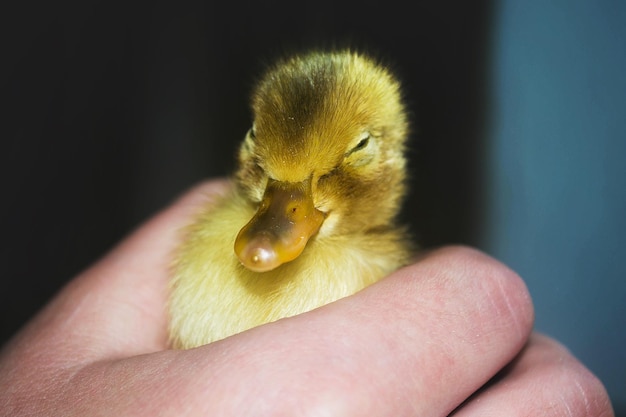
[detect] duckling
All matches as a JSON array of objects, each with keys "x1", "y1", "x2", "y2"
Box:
[{"x1": 169, "y1": 50, "x2": 413, "y2": 349}]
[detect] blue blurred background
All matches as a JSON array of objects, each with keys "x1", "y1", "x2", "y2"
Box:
[
  {"x1": 2, "y1": 0, "x2": 624, "y2": 411},
  {"x1": 485, "y1": 1, "x2": 626, "y2": 408}
]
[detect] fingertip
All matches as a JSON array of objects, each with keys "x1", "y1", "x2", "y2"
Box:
[
  {"x1": 355, "y1": 245, "x2": 536, "y2": 412},
  {"x1": 527, "y1": 334, "x2": 615, "y2": 416},
  {"x1": 401, "y1": 245, "x2": 535, "y2": 345},
  {"x1": 453, "y1": 333, "x2": 615, "y2": 417}
]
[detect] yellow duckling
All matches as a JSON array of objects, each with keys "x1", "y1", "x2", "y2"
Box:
[{"x1": 169, "y1": 50, "x2": 413, "y2": 349}]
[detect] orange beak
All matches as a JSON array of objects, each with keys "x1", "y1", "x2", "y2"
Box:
[{"x1": 234, "y1": 178, "x2": 325, "y2": 272}]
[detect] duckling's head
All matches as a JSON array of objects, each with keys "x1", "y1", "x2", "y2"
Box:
[{"x1": 234, "y1": 50, "x2": 409, "y2": 272}]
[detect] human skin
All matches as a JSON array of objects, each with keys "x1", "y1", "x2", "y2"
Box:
[{"x1": 0, "y1": 180, "x2": 614, "y2": 416}]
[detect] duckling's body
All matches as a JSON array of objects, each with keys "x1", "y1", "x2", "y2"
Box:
[{"x1": 169, "y1": 50, "x2": 412, "y2": 349}]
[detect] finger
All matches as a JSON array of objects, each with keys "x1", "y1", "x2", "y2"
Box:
[
  {"x1": 9, "y1": 246, "x2": 534, "y2": 417},
  {"x1": 123, "y1": 246, "x2": 532, "y2": 416},
  {"x1": 450, "y1": 333, "x2": 614, "y2": 417},
  {"x1": 2, "y1": 179, "x2": 231, "y2": 364}
]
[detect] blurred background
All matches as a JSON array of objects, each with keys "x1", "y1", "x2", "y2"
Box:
[{"x1": 2, "y1": 0, "x2": 624, "y2": 411}]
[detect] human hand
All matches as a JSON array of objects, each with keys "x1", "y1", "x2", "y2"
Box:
[{"x1": 0, "y1": 180, "x2": 613, "y2": 416}]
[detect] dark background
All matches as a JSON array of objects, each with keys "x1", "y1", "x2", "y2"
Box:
[
  {"x1": 2, "y1": 0, "x2": 624, "y2": 412},
  {"x1": 2, "y1": 0, "x2": 491, "y2": 341}
]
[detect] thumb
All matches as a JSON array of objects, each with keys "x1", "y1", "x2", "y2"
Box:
[{"x1": 1, "y1": 179, "x2": 230, "y2": 366}]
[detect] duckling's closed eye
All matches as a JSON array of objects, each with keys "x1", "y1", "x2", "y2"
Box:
[
  {"x1": 347, "y1": 132, "x2": 371, "y2": 155},
  {"x1": 344, "y1": 131, "x2": 376, "y2": 168}
]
